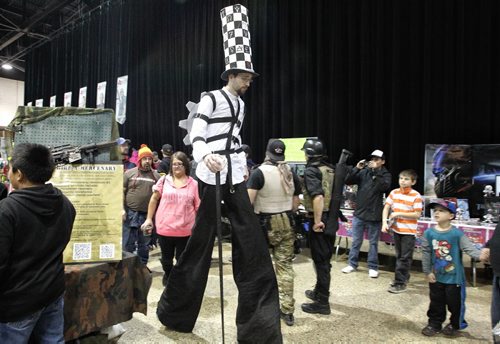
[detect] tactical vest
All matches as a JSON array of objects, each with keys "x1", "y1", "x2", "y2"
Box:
[
  {"x1": 253, "y1": 164, "x2": 294, "y2": 214},
  {"x1": 302, "y1": 165, "x2": 334, "y2": 213}
]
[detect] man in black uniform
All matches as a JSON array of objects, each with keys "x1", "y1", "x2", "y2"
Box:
[{"x1": 301, "y1": 138, "x2": 335, "y2": 315}]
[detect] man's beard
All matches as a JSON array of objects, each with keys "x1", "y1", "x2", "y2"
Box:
[
  {"x1": 236, "y1": 87, "x2": 247, "y2": 96},
  {"x1": 140, "y1": 163, "x2": 151, "y2": 171}
]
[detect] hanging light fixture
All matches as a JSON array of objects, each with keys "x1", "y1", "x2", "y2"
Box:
[{"x1": 1, "y1": 64, "x2": 13, "y2": 70}]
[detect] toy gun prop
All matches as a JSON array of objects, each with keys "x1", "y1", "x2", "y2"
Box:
[
  {"x1": 50, "y1": 140, "x2": 117, "y2": 165},
  {"x1": 325, "y1": 148, "x2": 353, "y2": 237}
]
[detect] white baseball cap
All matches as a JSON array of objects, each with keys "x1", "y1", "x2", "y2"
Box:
[{"x1": 370, "y1": 149, "x2": 385, "y2": 159}]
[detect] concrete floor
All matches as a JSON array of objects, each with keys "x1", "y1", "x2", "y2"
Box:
[{"x1": 119, "y1": 240, "x2": 493, "y2": 343}]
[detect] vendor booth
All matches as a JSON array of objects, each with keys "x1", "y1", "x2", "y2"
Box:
[{"x1": 6, "y1": 106, "x2": 152, "y2": 341}]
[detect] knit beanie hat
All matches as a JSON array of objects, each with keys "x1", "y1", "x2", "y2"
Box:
[{"x1": 138, "y1": 144, "x2": 153, "y2": 161}]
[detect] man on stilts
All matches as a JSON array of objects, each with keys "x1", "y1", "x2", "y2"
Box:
[{"x1": 157, "y1": 4, "x2": 283, "y2": 343}]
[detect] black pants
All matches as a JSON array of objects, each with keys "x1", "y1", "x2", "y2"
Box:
[
  {"x1": 427, "y1": 281, "x2": 465, "y2": 330},
  {"x1": 307, "y1": 213, "x2": 334, "y2": 298},
  {"x1": 158, "y1": 235, "x2": 189, "y2": 285},
  {"x1": 393, "y1": 233, "x2": 415, "y2": 285},
  {"x1": 157, "y1": 181, "x2": 282, "y2": 344}
]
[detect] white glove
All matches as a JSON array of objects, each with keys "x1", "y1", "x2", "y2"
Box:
[{"x1": 204, "y1": 153, "x2": 227, "y2": 173}]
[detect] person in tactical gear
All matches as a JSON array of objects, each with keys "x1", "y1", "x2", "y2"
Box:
[
  {"x1": 247, "y1": 139, "x2": 301, "y2": 326},
  {"x1": 300, "y1": 138, "x2": 335, "y2": 315}
]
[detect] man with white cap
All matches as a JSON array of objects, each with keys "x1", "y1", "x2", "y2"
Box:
[
  {"x1": 341, "y1": 149, "x2": 391, "y2": 278},
  {"x1": 117, "y1": 137, "x2": 135, "y2": 171},
  {"x1": 157, "y1": 4, "x2": 282, "y2": 343}
]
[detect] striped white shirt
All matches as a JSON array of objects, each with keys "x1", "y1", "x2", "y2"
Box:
[
  {"x1": 385, "y1": 187, "x2": 423, "y2": 235},
  {"x1": 190, "y1": 87, "x2": 247, "y2": 185}
]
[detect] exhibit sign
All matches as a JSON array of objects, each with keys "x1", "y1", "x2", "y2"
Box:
[
  {"x1": 78, "y1": 86, "x2": 87, "y2": 108},
  {"x1": 115, "y1": 75, "x2": 128, "y2": 124},
  {"x1": 51, "y1": 164, "x2": 123, "y2": 263},
  {"x1": 97, "y1": 81, "x2": 106, "y2": 109},
  {"x1": 424, "y1": 144, "x2": 500, "y2": 218},
  {"x1": 35, "y1": 99, "x2": 43, "y2": 107},
  {"x1": 64, "y1": 92, "x2": 72, "y2": 107},
  {"x1": 50, "y1": 95, "x2": 56, "y2": 107},
  {"x1": 27, "y1": 101, "x2": 32, "y2": 106},
  {"x1": 279, "y1": 137, "x2": 310, "y2": 162}
]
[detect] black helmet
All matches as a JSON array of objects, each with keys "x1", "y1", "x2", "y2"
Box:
[
  {"x1": 241, "y1": 144, "x2": 252, "y2": 156},
  {"x1": 302, "y1": 138, "x2": 325, "y2": 158}
]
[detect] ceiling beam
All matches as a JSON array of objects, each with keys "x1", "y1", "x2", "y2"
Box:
[{"x1": 0, "y1": 0, "x2": 73, "y2": 52}]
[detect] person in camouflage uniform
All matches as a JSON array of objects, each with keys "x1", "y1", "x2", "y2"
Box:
[
  {"x1": 247, "y1": 139, "x2": 301, "y2": 326},
  {"x1": 301, "y1": 138, "x2": 335, "y2": 315}
]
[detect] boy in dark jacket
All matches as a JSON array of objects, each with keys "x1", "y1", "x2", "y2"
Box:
[
  {"x1": 341, "y1": 149, "x2": 391, "y2": 278},
  {"x1": 0, "y1": 143, "x2": 76, "y2": 343}
]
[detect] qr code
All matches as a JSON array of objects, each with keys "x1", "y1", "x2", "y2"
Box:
[
  {"x1": 73, "y1": 243, "x2": 92, "y2": 260},
  {"x1": 99, "y1": 244, "x2": 115, "y2": 259}
]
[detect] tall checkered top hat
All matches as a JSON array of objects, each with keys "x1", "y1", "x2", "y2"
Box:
[{"x1": 220, "y1": 4, "x2": 259, "y2": 81}]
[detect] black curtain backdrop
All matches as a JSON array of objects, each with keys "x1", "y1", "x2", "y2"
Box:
[{"x1": 25, "y1": 0, "x2": 500, "y2": 191}]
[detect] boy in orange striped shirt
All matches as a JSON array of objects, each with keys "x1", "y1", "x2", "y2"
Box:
[{"x1": 382, "y1": 169, "x2": 423, "y2": 293}]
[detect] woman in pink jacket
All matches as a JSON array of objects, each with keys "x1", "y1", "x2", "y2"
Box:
[{"x1": 141, "y1": 151, "x2": 200, "y2": 286}]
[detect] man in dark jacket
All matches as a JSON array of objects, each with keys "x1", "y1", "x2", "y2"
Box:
[
  {"x1": 0, "y1": 143, "x2": 76, "y2": 343},
  {"x1": 157, "y1": 143, "x2": 173, "y2": 174},
  {"x1": 341, "y1": 149, "x2": 391, "y2": 278}
]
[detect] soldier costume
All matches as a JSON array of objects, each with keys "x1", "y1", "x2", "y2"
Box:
[
  {"x1": 300, "y1": 139, "x2": 335, "y2": 315},
  {"x1": 157, "y1": 5, "x2": 282, "y2": 343},
  {"x1": 247, "y1": 139, "x2": 301, "y2": 326}
]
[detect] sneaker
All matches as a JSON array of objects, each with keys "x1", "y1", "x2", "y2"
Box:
[
  {"x1": 421, "y1": 325, "x2": 440, "y2": 337},
  {"x1": 280, "y1": 311, "x2": 294, "y2": 326},
  {"x1": 368, "y1": 269, "x2": 379, "y2": 278},
  {"x1": 442, "y1": 323, "x2": 458, "y2": 337},
  {"x1": 341, "y1": 265, "x2": 356, "y2": 273},
  {"x1": 388, "y1": 284, "x2": 407, "y2": 293}
]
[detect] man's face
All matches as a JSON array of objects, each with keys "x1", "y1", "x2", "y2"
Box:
[
  {"x1": 368, "y1": 157, "x2": 385, "y2": 169},
  {"x1": 229, "y1": 72, "x2": 253, "y2": 96},
  {"x1": 119, "y1": 143, "x2": 129, "y2": 155},
  {"x1": 140, "y1": 157, "x2": 153, "y2": 170}
]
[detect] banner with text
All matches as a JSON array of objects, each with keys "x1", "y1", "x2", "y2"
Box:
[{"x1": 51, "y1": 164, "x2": 123, "y2": 263}]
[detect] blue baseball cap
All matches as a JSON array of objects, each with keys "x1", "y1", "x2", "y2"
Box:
[{"x1": 429, "y1": 199, "x2": 457, "y2": 215}]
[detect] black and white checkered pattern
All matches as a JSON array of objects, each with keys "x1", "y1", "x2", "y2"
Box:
[{"x1": 220, "y1": 4, "x2": 257, "y2": 79}]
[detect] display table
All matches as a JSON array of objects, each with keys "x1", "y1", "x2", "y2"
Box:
[
  {"x1": 335, "y1": 211, "x2": 495, "y2": 286},
  {"x1": 64, "y1": 252, "x2": 152, "y2": 341},
  {"x1": 336, "y1": 211, "x2": 494, "y2": 248}
]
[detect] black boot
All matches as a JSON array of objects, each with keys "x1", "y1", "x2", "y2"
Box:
[
  {"x1": 301, "y1": 292, "x2": 331, "y2": 315},
  {"x1": 305, "y1": 289, "x2": 319, "y2": 302}
]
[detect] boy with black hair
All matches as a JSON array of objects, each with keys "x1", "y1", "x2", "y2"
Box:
[
  {"x1": 421, "y1": 199, "x2": 481, "y2": 337},
  {"x1": 0, "y1": 143, "x2": 76, "y2": 342},
  {"x1": 382, "y1": 169, "x2": 422, "y2": 293}
]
